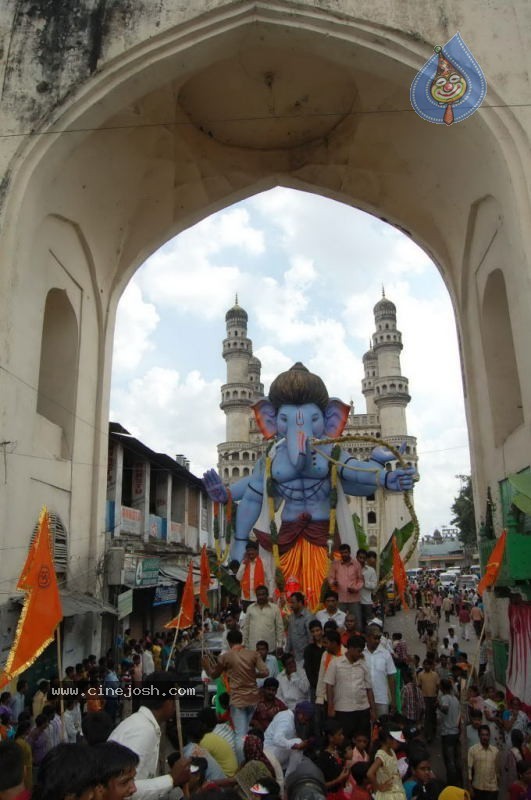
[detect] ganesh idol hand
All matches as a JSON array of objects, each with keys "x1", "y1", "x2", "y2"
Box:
[
  {"x1": 382, "y1": 466, "x2": 417, "y2": 492},
  {"x1": 370, "y1": 440, "x2": 407, "y2": 465},
  {"x1": 202, "y1": 469, "x2": 228, "y2": 503}
]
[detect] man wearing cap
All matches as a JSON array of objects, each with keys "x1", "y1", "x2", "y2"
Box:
[
  {"x1": 236, "y1": 542, "x2": 272, "y2": 610},
  {"x1": 264, "y1": 701, "x2": 314, "y2": 777},
  {"x1": 363, "y1": 625, "x2": 397, "y2": 719}
]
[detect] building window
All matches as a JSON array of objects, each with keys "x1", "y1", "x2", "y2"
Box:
[
  {"x1": 367, "y1": 511, "x2": 377, "y2": 524},
  {"x1": 232, "y1": 467, "x2": 240, "y2": 477},
  {"x1": 32, "y1": 511, "x2": 68, "y2": 576},
  {"x1": 37, "y1": 288, "x2": 79, "y2": 458}
]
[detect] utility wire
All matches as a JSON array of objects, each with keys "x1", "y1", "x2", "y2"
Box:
[{"x1": 0, "y1": 102, "x2": 530, "y2": 141}]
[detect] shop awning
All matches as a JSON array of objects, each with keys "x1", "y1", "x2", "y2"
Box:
[
  {"x1": 159, "y1": 565, "x2": 218, "y2": 590},
  {"x1": 508, "y1": 473, "x2": 531, "y2": 516},
  {"x1": 60, "y1": 590, "x2": 118, "y2": 617},
  {"x1": 13, "y1": 589, "x2": 118, "y2": 617}
]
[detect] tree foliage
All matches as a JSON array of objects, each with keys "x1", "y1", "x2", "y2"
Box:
[{"x1": 450, "y1": 474, "x2": 477, "y2": 546}]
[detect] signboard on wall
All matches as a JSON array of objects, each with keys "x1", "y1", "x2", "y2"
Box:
[
  {"x1": 123, "y1": 556, "x2": 160, "y2": 588},
  {"x1": 121, "y1": 506, "x2": 141, "y2": 535},
  {"x1": 117, "y1": 589, "x2": 133, "y2": 619},
  {"x1": 153, "y1": 583, "x2": 177, "y2": 606}
]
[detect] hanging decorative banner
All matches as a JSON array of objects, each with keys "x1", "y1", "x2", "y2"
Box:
[{"x1": 410, "y1": 33, "x2": 487, "y2": 125}]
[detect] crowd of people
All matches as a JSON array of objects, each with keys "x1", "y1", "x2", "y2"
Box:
[{"x1": 0, "y1": 547, "x2": 529, "y2": 800}]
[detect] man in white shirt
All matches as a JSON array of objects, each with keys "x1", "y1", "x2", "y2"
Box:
[
  {"x1": 242, "y1": 586, "x2": 284, "y2": 652},
  {"x1": 316, "y1": 592, "x2": 346, "y2": 631},
  {"x1": 363, "y1": 625, "x2": 397, "y2": 718},
  {"x1": 264, "y1": 702, "x2": 314, "y2": 776},
  {"x1": 141, "y1": 644, "x2": 155, "y2": 677},
  {"x1": 109, "y1": 671, "x2": 191, "y2": 799},
  {"x1": 359, "y1": 550, "x2": 378, "y2": 631},
  {"x1": 277, "y1": 653, "x2": 310, "y2": 710},
  {"x1": 256, "y1": 640, "x2": 280, "y2": 688}
]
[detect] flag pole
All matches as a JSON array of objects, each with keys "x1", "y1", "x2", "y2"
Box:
[
  {"x1": 165, "y1": 605, "x2": 185, "y2": 755},
  {"x1": 55, "y1": 624, "x2": 66, "y2": 741},
  {"x1": 165, "y1": 607, "x2": 182, "y2": 671}
]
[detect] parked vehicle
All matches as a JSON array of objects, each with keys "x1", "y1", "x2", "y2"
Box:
[
  {"x1": 457, "y1": 574, "x2": 479, "y2": 591},
  {"x1": 172, "y1": 633, "x2": 223, "y2": 718},
  {"x1": 439, "y1": 571, "x2": 457, "y2": 588}
]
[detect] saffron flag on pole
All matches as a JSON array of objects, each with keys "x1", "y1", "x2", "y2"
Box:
[
  {"x1": 392, "y1": 535, "x2": 409, "y2": 610},
  {"x1": 0, "y1": 507, "x2": 63, "y2": 689},
  {"x1": 199, "y1": 545, "x2": 211, "y2": 607},
  {"x1": 165, "y1": 561, "x2": 195, "y2": 630},
  {"x1": 477, "y1": 529, "x2": 507, "y2": 596}
]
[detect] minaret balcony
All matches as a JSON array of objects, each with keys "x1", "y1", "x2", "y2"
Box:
[
  {"x1": 220, "y1": 398, "x2": 253, "y2": 411},
  {"x1": 221, "y1": 382, "x2": 255, "y2": 403}
]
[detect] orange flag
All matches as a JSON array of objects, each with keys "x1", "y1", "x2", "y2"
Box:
[
  {"x1": 199, "y1": 545, "x2": 211, "y2": 607},
  {"x1": 165, "y1": 561, "x2": 195, "y2": 630},
  {"x1": 478, "y1": 529, "x2": 507, "y2": 596},
  {"x1": 392, "y1": 535, "x2": 409, "y2": 610},
  {"x1": 0, "y1": 508, "x2": 63, "y2": 688}
]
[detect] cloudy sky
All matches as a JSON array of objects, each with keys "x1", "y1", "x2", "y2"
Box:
[{"x1": 110, "y1": 187, "x2": 471, "y2": 536}]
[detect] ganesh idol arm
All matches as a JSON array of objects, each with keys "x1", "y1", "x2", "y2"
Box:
[
  {"x1": 229, "y1": 458, "x2": 267, "y2": 562},
  {"x1": 338, "y1": 451, "x2": 416, "y2": 496}
]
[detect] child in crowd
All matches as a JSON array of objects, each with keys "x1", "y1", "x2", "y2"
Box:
[
  {"x1": 366, "y1": 726, "x2": 406, "y2": 799},
  {"x1": 351, "y1": 734, "x2": 370, "y2": 766},
  {"x1": 348, "y1": 762, "x2": 372, "y2": 800}
]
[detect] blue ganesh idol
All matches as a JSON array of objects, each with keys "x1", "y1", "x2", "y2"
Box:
[{"x1": 204, "y1": 363, "x2": 415, "y2": 608}]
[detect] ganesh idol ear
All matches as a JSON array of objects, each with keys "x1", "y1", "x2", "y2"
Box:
[
  {"x1": 323, "y1": 398, "x2": 350, "y2": 438},
  {"x1": 252, "y1": 398, "x2": 278, "y2": 440}
]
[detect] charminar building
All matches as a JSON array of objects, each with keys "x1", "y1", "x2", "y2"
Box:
[{"x1": 217, "y1": 294, "x2": 418, "y2": 554}]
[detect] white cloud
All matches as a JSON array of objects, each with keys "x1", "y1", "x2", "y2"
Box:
[
  {"x1": 110, "y1": 367, "x2": 224, "y2": 476},
  {"x1": 112, "y1": 282, "x2": 159, "y2": 373},
  {"x1": 134, "y1": 208, "x2": 264, "y2": 319}
]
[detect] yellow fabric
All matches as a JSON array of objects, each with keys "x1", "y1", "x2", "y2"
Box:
[
  {"x1": 438, "y1": 790, "x2": 470, "y2": 800},
  {"x1": 201, "y1": 732, "x2": 238, "y2": 777},
  {"x1": 280, "y1": 539, "x2": 329, "y2": 611}
]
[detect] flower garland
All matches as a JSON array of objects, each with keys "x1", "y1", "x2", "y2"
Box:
[
  {"x1": 265, "y1": 453, "x2": 281, "y2": 569},
  {"x1": 328, "y1": 444, "x2": 341, "y2": 555},
  {"x1": 213, "y1": 488, "x2": 233, "y2": 565}
]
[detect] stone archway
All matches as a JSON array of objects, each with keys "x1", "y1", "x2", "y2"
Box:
[{"x1": 0, "y1": 2, "x2": 530, "y2": 650}]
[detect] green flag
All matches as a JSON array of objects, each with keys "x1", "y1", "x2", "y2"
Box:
[
  {"x1": 379, "y1": 520, "x2": 414, "y2": 581},
  {"x1": 353, "y1": 513, "x2": 368, "y2": 549}
]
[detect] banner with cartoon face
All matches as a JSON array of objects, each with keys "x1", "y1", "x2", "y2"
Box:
[{"x1": 410, "y1": 33, "x2": 487, "y2": 125}]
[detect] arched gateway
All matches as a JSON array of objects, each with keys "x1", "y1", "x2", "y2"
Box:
[{"x1": 0, "y1": 1, "x2": 530, "y2": 673}]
